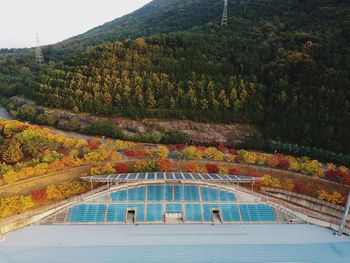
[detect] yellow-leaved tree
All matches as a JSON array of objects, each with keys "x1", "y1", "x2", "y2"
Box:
[{"x1": 2, "y1": 140, "x2": 24, "y2": 164}]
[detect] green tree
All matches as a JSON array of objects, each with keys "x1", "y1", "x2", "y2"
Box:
[
  {"x1": 36, "y1": 112, "x2": 59, "y2": 126},
  {"x1": 17, "y1": 106, "x2": 38, "y2": 122}
]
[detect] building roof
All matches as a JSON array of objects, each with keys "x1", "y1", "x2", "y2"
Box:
[
  {"x1": 80, "y1": 172, "x2": 259, "y2": 184},
  {"x1": 1, "y1": 224, "x2": 350, "y2": 263}
]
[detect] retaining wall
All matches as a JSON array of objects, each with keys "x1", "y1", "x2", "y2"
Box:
[{"x1": 261, "y1": 187, "x2": 347, "y2": 219}]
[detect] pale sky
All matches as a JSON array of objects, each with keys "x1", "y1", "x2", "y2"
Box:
[{"x1": 0, "y1": 0, "x2": 152, "y2": 48}]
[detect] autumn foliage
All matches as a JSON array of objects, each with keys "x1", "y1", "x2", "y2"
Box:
[
  {"x1": 293, "y1": 180, "x2": 307, "y2": 195},
  {"x1": 1, "y1": 119, "x2": 350, "y2": 213},
  {"x1": 46, "y1": 181, "x2": 89, "y2": 200},
  {"x1": 317, "y1": 190, "x2": 346, "y2": 205},
  {"x1": 124, "y1": 148, "x2": 146, "y2": 158},
  {"x1": 229, "y1": 167, "x2": 240, "y2": 175},
  {"x1": 157, "y1": 159, "x2": 174, "y2": 172},
  {"x1": 31, "y1": 189, "x2": 47, "y2": 202},
  {"x1": 115, "y1": 163, "x2": 129, "y2": 173},
  {"x1": 0, "y1": 195, "x2": 34, "y2": 218},
  {"x1": 0, "y1": 180, "x2": 90, "y2": 219},
  {"x1": 183, "y1": 162, "x2": 205, "y2": 173},
  {"x1": 206, "y1": 163, "x2": 219, "y2": 173}
]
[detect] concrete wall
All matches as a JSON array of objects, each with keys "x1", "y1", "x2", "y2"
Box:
[
  {"x1": 261, "y1": 187, "x2": 350, "y2": 222},
  {"x1": 0, "y1": 202, "x2": 75, "y2": 235},
  {"x1": 0, "y1": 185, "x2": 109, "y2": 235}
]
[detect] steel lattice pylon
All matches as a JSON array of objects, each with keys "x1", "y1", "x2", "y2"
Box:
[
  {"x1": 35, "y1": 31, "x2": 44, "y2": 65},
  {"x1": 221, "y1": 0, "x2": 228, "y2": 26}
]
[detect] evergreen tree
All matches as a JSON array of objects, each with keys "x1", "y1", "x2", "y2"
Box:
[
  {"x1": 146, "y1": 87, "x2": 156, "y2": 108},
  {"x1": 218, "y1": 89, "x2": 230, "y2": 110}
]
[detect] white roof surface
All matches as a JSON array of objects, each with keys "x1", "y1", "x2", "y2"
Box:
[{"x1": 1, "y1": 224, "x2": 350, "y2": 262}]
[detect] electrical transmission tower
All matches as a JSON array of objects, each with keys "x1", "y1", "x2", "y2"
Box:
[
  {"x1": 35, "y1": 31, "x2": 44, "y2": 65},
  {"x1": 221, "y1": 0, "x2": 228, "y2": 26}
]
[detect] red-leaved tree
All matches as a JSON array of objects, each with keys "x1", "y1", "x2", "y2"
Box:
[
  {"x1": 293, "y1": 180, "x2": 307, "y2": 195},
  {"x1": 32, "y1": 189, "x2": 47, "y2": 202},
  {"x1": 217, "y1": 144, "x2": 227, "y2": 153},
  {"x1": 229, "y1": 168, "x2": 240, "y2": 175},
  {"x1": 115, "y1": 163, "x2": 129, "y2": 173},
  {"x1": 206, "y1": 163, "x2": 219, "y2": 173}
]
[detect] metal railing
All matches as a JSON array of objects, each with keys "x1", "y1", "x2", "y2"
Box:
[
  {"x1": 226, "y1": 184, "x2": 347, "y2": 227},
  {"x1": 0, "y1": 184, "x2": 110, "y2": 229}
]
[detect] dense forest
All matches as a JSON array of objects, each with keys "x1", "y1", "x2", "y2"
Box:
[{"x1": 0, "y1": 0, "x2": 349, "y2": 154}]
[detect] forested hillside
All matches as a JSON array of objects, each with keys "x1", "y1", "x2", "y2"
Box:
[
  {"x1": 64, "y1": 0, "x2": 223, "y2": 46},
  {"x1": 44, "y1": 0, "x2": 223, "y2": 60},
  {"x1": 1, "y1": 0, "x2": 350, "y2": 155}
]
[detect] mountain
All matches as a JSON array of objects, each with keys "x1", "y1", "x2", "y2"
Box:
[
  {"x1": 63, "y1": 0, "x2": 223, "y2": 46},
  {"x1": 1, "y1": 0, "x2": 350, "y2": 155}
]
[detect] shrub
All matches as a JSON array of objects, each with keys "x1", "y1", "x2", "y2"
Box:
[
  {"x1": 270, "y1": 141, "x2": 350, "y2": 167},
  {"x1": 64, "y1": 120, "x2": 81, "y2": 132},
  {"x1": 224, "y1": 154, "x2": 235, "y2": 162},
  {"x1": 293, "y1": 180, "x2": 307, "y2": 195},
  {"x1": 178, "y1": 146, "x2": 202, "y2": 159},
  {"x1": 86, "y1": 139, "x2": 100, "y2": 150},
  {"x1": 17, "y1": 105, "x2": 38, "y2": 122},
  {"x1": 157, "y1": 159, "x2": 173, "y2": 172},
  {"x1": 197, "y1": 146, "x2": 206, "y2": 152},
  {"x1": 133, "y1": 160, "x2": 159, "y2": 172},
  {"x1": 83, "y1": 151, "x2": 105, "y2": 164},
  {"x1": 115, "y1": 140, "x2": 137, "y2": 150},
  {"x1": 176, "y1": 144, "x2": 186, "y2": 151},
  {"x1": 206, "y1": 163, "x2": 219, "y2": 173},
  {"x1": 256, "y1": 153, "x2": 268, "y2": 165},
  {"x1": 247, "y1": 171, "x2": 259, "y2": 177},
  {"x1": 31, "y1": 189, "x2": 47, "y2": 202},
  {"x1": 324, "y1": 169, "x2": 346, "y2": 183},
  {"x1": 166, "y1": 144, "x2": 177, "y2": 152},
  {"x1": 85, "y1": 121, "x2": 124, "y2": 139},
  {"x1": 124, "y1": 148, "x2": 146, "y2": 158},
  {"x1": 213, "y1": 151, "x2": 224, "y2": 160},
  {"x1": 115, "y1": 163, "x2": 129, "y2": 173},
  {"x1": 300, "y1": 159, "x2": 323, "y2": 178},
  {"x1": 160, "y1": 130, "x2": 191, "y2": 144},
  {"x1": 277, "y1": 159, "x2": 290, "y2": 169},
  {"x1": 238, "y1": 150, "x2": 258, "y2": 164},
  {"x1": 203, "y1": 147, "x2": 217, "y2": 159},
  {"x1": 261, "y1": 175, "x2": 281, "y2": 188},
  {"x1": 90, "y1": 163, "x2": 116, "y2": 175},
  {"x1": 218, "y1": 165, "x2": 228, "y2": 174},
  {"x1": 15, "y1": 129, "x2": 59, "y2": 158},
  {"x1": 317, "y1": 190, "x2": 346, "y2": 205},
  {"x1": 266, "y1": 155, "x2": 280, "y2": 167},
  {"x1": 36, "y1": 112, "x2": 59, "y2": 126},
  {"x1": 147, "y1": 146, "x2": 169, "y2": 159},
  {"x1": 183, "y1": 162, "x2": 206, "y2": 173},
  {"x1": 229, "y1": 167, "x2": 240, "y2": 175},
  {"x1": 42, "y1": 151, "x2": 64, "y2": 164},
  {"x1": 217, "y1": 144, "x2": 228, "y2": 153},
  {"x1": 244, "y1": 133, "x2": 268, "y2": 150},
  {"x1": 129, "y1": 132, "x2": 162, "y2": 144},
  {"x1": 0, "y1": 195, "x2": 35, "y2": 218},
  {"x1": 46, "y1": 181, "x2": 88, "y2": 200},
  {"x1": 228, "y1": 149, "x2": 237, "y2": 155}
]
